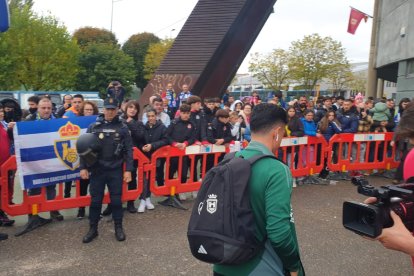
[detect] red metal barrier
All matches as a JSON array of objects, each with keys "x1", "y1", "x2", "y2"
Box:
[
  {"x1": 277, "y1": 136, "x2": 328, "y2": 177},
  {"x1": 148, "y1": 146, "x2": 226, "y2": 197},
  {"x1": 326, "y1": 132, "x2": 399, "y2": 172},
  {"x1": 0, "y1": 148, "x2": 149, "y2": 217},
  {"x1": 0, "y1": 134, "x2": 401, "y2": 217}
]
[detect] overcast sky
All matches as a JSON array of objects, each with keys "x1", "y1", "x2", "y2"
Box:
[{"x1": 32, "y1": 0, "x2": 375, "y2": 73}]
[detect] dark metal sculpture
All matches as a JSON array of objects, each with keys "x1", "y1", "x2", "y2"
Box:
[{"x1": 140, "y1": 0, "x2": 277, "y2": 106}]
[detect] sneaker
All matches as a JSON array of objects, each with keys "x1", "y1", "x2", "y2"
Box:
[
  {"x1": 138, "y1": 200, "x2": 146, "y2": 213},
  {"x1": 192, "y1": 191, "x2": 198, "y2": 199},
  {"x1": 101, "y1": 205, "x2": 112, "y2": 216},
  {"x1": 145, "y1": 198, "x2": 155, "y2": 210},
  {"x1": 77, "y1": 207, "x2": 85, "y2": 219},
  {"x1": 0, "y1": 210, "x2": 15, "y2": 226},
  {"x1": 126, "y1": 201, "x2": 137, "y2": 213},
  {"x1": 50, "y1": 211, "x2": 64, "y2": 221},
  {"x1": 292, "y1": 178, "x2": 297, "y2": 188}
]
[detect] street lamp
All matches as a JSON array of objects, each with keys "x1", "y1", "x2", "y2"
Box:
[{"x1": 110, "y1": 0, "x2": 123, "y2": 32}]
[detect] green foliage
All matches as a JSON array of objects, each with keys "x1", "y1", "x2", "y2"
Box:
[
  {"x1": 347, "y1": 73, "x2": 367, "y2": 93},
  {"x1": 289, "y1": 33, "x2": 349, "y2": 91},
  {"x1": 75, "y1": 43, "x2": 135, "y2": 97},
  {"x1": 122, "y1": 32, "x2": 160, "y2": 89},
  {"x1": 328, "y1": 62, "x2": 353, "y2": 92},
  {"x1": 143, "y1": 39, "x2": 174, "y2": 80},
  {"x1": 0, "y1": 3, "x2": 80, "y2": 90},
  {"x1": 73, "y1": 27, "x2": 118, "y2": 48},
  {"x1": 8, "y1": 0, "x2": 33, "y2": 11},
  {"x1": 248, "y1": 49, "x2": 291, "y2": 91}
]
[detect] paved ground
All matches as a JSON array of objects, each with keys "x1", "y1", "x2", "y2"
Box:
[{"x1": 0, "y1": 175, "x2": 411, "y2": 276}]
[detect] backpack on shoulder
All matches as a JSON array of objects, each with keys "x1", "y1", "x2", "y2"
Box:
[{"x1": 187, "y1": 152, "x2": 277, "y2": 265}]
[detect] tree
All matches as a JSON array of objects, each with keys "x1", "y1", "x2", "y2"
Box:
[
  {"x1": 122, "y1": 32, "x2": 160, "y2": 90},
  {"x1": 348, "y1": 73, "x2": 367, "y2": 94},
  {"x1": 0, "y1": 3, "x2": 80, "y2": 90},
  {"x1": 327, "y1": 62, "x2": 353, "y2": 93},
  {"x1": 73, "y1": 27, "x2": 118, "y2": 48},
  {"x1": 75, "y1": 43, "x2": 135, "y2": 97},
  {"x1": 248, "y1": 49, "x2": 291, "y2": 91},
  {"x1": 143, "y1": 39, "x2": 174, "y2": 80},
  {"x1": 289, "y1": 33, "x2": 349, "y2": 92}
]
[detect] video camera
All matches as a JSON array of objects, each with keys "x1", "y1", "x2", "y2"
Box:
[{"x1": 343, "y1": 177, "x2": 414, "y2": 238}]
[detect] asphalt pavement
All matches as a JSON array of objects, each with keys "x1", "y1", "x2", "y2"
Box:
[{"x1": 0, "y1": 175, "x2": 411, "y2": 276}]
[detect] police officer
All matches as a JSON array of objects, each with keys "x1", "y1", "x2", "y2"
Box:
[{"x1": 78, "y1": 97, "x2": 133, "y2": 243}]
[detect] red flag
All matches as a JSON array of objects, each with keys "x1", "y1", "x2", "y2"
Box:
[{"x1": 347, "y1": 8, "x2": 368, "y2": 34}]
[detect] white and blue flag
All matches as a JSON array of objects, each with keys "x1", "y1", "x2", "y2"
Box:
[{"x1": 14, "y1": 116, "x2": 97, "y2": 190}]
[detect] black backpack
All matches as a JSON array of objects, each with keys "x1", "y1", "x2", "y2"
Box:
[{"x1": 187, "y1": 152, "x2": 277, "y2": 265}]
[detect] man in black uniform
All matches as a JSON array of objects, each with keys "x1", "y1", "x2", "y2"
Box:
[{"x1": 79, "y1": 98, "x2": 133, "y2": 243}]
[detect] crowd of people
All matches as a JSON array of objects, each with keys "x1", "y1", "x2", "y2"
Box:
[{"x1": 0, "y1": 82, "x2": 412, "y2": 241}]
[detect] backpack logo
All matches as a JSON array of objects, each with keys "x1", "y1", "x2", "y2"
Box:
[
  {"x1": 198, "y1": 202, "x2": 204, "y2": 215},
  {"x1": 206, "y1": 194, "x2": 218, "y2": 214},
  {"x1": 198, "y1": 245, "x2": 208, "y2": 254}
]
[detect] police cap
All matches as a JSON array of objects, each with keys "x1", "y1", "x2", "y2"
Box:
[{"x1": 104, "y1": 97, "x2": 119, "y2": 109}]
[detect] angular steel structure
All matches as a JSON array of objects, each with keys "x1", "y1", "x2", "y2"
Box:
[{"x1": 141, "y1": 0, "x2": 277, "y2": 106}]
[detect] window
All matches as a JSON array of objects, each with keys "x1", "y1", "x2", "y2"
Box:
[{"x1": 407, "y1": 59, "x2": 414, "y2": 76}]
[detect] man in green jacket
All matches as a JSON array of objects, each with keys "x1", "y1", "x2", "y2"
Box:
[{"x1": 214, "y1": 103, "x2": 304, "y2": 276}]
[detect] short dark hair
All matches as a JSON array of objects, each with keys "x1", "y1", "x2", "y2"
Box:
[
  {"x1": 73, "y1": 94, "x2": 84, "y2": 100},
  {"x1": 336, "y1": 96, "x2": 345, "y2": 101},
  {"x1": 250, "y1": 104, "x2": 287, "y2": 134},
  {"x1": 205, "y1": 98, "x2": 215, "y2": 104},
  {"x1": 179, "y1": 104, "x2": 191, "y2": 113},
  {"x1": 152, "y1": 97, "x2": 163, "y2": 104},
  {"x1": 344, "y1": 99, "x2": 353, "y2": 104},
  {"x1": 28, "y1": 95, "x2": 40, "y2": 104},
  {"x1": 304, "y1": 109, "x2": 315, "y2": 116},
  {"x1": 216, "y1": 109, "x2": 229, "y2": 118},
  {"x1": 187, "y1": 95, "x2": 201, "y2": 105}
]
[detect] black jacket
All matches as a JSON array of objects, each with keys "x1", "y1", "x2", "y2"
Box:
[
  {"x1": 166, "y1": 118, "x2": 196, "y2": 145},
  {"x1": 190, "y1": 110, "x2": 207, "y2": 142},
  {"x1": 206, "y1": 118, "x2": 233, "y2": 144},
  {"x1": 315, "y1": 106, "x2": 332, "y2": 123},
  {"x1": 287, "y1": 117, "x2": 304, "y2": 137},
  {"x1": 81, "y1": 115, "x2": 134, "y2": 171},
  {"x1": 126, "y1": 119, "x2": 145, "y2": 148},
  {"x1": 143, "y1": 120, "x2": 168, "y2": 156},
  {"x1": 203, "y1": 107, "x2": 217, "y2": 126}
]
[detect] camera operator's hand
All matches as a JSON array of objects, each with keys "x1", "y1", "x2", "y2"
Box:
[
  {"x1": 363, "y1": 197, "x2": 377, "y2": 204},
  {"x1": 377, "y1": 211, "x2": 414, "y2": 256},
  {"x1": 364, "y1": 196, "x2": 414, "y2": 256}
]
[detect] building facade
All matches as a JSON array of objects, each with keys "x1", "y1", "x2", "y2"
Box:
[{"x1": 376, "y1": 0, "x2": 414, "y2": 102}]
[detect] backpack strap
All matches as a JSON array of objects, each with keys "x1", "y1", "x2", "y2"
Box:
[
  {"x1": 223, "y1": 152, "x2": 282, "y2": 166},
  {"x1": 246, "y1": 154, "x2": 278, "y2": 165}
]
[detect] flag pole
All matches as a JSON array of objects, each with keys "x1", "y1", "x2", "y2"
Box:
[{"x1": 349, "y1": 6, "x2": 373, "y2": 18}]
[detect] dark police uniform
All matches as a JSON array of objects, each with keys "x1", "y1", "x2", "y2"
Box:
[{"x1": 80, "y1": 98, "x2": 133, "y2": 243}]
